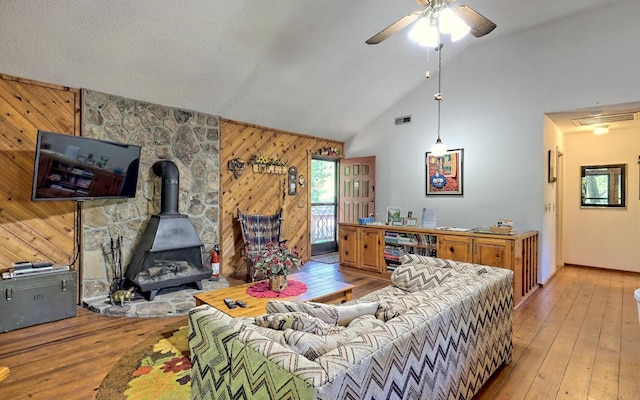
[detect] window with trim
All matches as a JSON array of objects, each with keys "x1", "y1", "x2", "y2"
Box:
[{"x1": 580, "y1": 164, "x2": 626, "y2": 207}]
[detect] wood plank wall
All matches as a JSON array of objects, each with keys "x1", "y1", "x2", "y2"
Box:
[
  {"x1": 0, "y1": 74, "x2": 80, "y2": 274},
  {"x1": 220, "y1": 119, "x2": 343, "y2": 278}
]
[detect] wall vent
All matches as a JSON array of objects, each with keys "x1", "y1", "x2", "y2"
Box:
[
  {"x1": 395, "y1": 115, "x2": 412, "y2": 125},
  {"x1": 572, "y1": 112, "x2": 639, "y2": 126}
]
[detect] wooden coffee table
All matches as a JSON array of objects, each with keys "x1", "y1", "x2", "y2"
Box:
[{"x1": 194, "y1": 271, "x2": 354, "y2": 317}]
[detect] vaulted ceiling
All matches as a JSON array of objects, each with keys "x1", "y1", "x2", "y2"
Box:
[{"x1": 0, "y1": 0, "x2": 624, "y2": 142}]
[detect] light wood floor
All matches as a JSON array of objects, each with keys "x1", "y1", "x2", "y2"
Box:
[
  {"x1": 476, "y1": 264, "x2": 640, "y2": 400},
  {"x1": 0, "y1": 262, "x2": 639, "y2": 399}
]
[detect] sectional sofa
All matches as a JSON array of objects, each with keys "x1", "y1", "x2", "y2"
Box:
[{"x1": 188, "y1": 255, "x2": 513, "y2": 399}]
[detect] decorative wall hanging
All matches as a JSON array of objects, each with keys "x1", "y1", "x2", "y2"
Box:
[
  {"x1": 313, "y1": 146, "x2": 341, "y2": 157},
  {"x1": 287, "y1": 166, "x2": 298, "y2": 195},
  {"x1": 227, "y1": 158, "x2": 246, "y2": 179},
  {"x1": 426, "y1": 148, "x2": 464, "y2": 195},
  {"x1": 250, "y1": 155, "x2": 288, "y2": 174}
]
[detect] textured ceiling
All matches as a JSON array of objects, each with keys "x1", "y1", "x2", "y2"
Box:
[{"x1": 0, "y1": 0, "x2": 625, "y2": 141}]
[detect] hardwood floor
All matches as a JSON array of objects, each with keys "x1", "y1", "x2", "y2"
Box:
[
  {"x1": 476, "y1": 264, "x2": 640, "y2": 400},
  {"x1": 0, "y1": 262, "x2": 639, "y2": 399},
  {"x1": 0, "y1": 308, "x2": 184, "y2": 399}
]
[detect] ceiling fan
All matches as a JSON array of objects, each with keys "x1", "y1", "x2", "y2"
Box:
[{"x1": 365, "y1": 0, "x2": 496, "y2": 45}]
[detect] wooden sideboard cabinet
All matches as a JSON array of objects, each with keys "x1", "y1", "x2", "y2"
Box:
[
  {"x1": 338, "y1": 223, "x2": 538, "y2": 307},
  {"x1": 438, "y1": 235, "x2": 473, "y2": 262},
  {"x1": 439, "y1": 235, "x2": 514, "y2": 270},
  {"x1": 338, "y1": 224, "x2": 386, "y2": 275}
]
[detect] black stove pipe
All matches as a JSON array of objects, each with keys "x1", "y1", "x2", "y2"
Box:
[{"x1": 152, "y1": 160, "x2": 179, "y2": 215}]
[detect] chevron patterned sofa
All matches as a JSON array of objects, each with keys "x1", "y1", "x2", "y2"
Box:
[{"x1": 188, "y1": 255, "x2": 513, "y2": 400}]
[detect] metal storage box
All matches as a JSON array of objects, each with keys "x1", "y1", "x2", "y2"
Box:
[{"x1": 0, "y1": 270, "x2": 76, "y2": 332}]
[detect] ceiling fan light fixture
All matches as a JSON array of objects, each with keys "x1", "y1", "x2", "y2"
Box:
[
  {"x1": 438, "y1": 7, "x2": 469, "y2": 40},
  {"x1": 365, "y1": 1, "x2": 495, "y2": 45},
  {"x1": 449, "y1": 17, "x2": 470, "y2": 41},
  {"x1": 437, "y1": 8, "x2": 456, "y2": 34},
  {"x1": 409, "y1": 17, "x2": 440, "y2": 47}
]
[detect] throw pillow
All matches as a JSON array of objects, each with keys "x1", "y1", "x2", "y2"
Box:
[
  {"x1": 266, "y1": 301, "x2": 339, "y2": 324},
  {"x1": 281, "y1": 315, "x2": 385, "y2": 361},
  {"x1": 336, "y1": 302, "x2": 379, "y2": 325},
  {"x1": 400, "y1": 254, "x2": 462, "y2": 269},
  {"x1": 266, "y1": 300, "x2": 379, "y2": 326},
  {"x1": 399, "y1": 254, "x2": 437, "y2": 265},
  {"x1": 375, "y1": 291, "x2": 435, "y2": 321},
  {"x1": 254, "y1": 312, "x2": 343, "y2": 335},
  {"x1": 391, "y1": 263, "x2": 455, "y2": 292}
]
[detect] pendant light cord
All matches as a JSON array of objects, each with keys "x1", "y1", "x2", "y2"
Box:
[{"x1": 436, "y1": 43, "x2": 443, "y2": 141}]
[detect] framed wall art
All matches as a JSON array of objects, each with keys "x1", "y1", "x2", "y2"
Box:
[{"x1": 426, "y1": 148, "x2": 464, "y2": 195}]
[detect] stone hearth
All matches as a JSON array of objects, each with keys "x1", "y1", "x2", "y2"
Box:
[
  {"x1": 83, "y1": 277, "x2": 228, "y2": 317},
  {"x1": 81, "y1": 89, "x2": 221, "y2": 302}
]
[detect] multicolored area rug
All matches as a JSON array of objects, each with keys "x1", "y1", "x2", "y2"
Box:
[{"x1": 96, "y1": 322, "x2": 190, "y2": 400}]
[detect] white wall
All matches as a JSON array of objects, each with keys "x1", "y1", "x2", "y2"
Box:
[
  {"x1": 346, "y1": 0, "x2": 640, "y2": 283},
  {"x1": 563, "y1": 127, "x2": 640, "y2": 272},
  {"x1": 542, "y1": 116, "x2": 563, "y2": 282}
]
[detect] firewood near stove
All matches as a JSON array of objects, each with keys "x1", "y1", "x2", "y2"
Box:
[{"x1": 147, "y1": 260, "x2": 190, "y2": 278}]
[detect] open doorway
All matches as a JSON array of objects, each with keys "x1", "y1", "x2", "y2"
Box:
[
  {"x1": 310, "y1": 158, "x2": 338, "y2": 255},
  {"x1": 546, "y1": 101, "x2": 640, "y2": 276}
]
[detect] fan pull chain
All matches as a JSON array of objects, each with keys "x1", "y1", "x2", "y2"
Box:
[{"x1": 425, "y1": 48, "x2": 431, "y2": 78}]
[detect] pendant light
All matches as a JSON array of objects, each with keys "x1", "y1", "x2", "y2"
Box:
[{"x1": 431, "y1": 43, "x2": 447, "y2": 156}]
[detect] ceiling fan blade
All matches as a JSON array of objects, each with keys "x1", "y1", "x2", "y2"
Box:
[
  {"x1": 365, "y1": 10, "x2": 423, "y2": 45},
  {"x1": 451, "y1": 4, "x2": 496, "y2": 38}
]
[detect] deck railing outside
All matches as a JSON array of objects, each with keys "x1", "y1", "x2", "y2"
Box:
[{"x1": 311, "y1": 204, "x2": 336, "y2": 244}]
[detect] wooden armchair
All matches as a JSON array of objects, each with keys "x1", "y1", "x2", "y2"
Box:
[{"x1": 237, "y1": 208, "x2": 283, "y2": 282}]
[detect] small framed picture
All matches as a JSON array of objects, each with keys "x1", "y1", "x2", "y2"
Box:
[
  {"x1": 405, "y1": 218, "x2": 418, "y2": 227},
  {"x1": 391, "y1": 217, "x2": 405, "y2": 226},
  {"x1": 387, "y1": 206, "x2": 402, "y2": 224}
]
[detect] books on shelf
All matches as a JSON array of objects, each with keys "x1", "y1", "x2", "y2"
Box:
[
  {"x1": 383, "y1": 228, "x2": 439, "y2": 270},
  {"x1": 384, "y1": 231, "x2": 437, "y2": 247},
  {"x1": 383, "y1": 245, "x2": 405, "y2": 263},
  {"x1": 384, "y1": 231, "x2": 418, "y2": 245}
]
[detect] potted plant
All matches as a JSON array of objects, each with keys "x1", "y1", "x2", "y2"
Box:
[{"x1": 253, "y1": 242, "x2": 302, "y2": 291}]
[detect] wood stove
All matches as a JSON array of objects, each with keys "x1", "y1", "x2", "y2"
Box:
[{"x1": 125, "y1": 160, "x2": 211, "y2": 300}]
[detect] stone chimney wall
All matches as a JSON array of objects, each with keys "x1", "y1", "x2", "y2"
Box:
[{"x1": 81, "y1": 89, "x2": 219, "y2": 300}]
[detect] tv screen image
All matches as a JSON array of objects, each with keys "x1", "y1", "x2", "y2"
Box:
[{"x1": 31, "y1": 130, "x2": 141, "y2": 201}]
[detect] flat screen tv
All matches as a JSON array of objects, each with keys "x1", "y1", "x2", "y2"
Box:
[{"x1": 31, "y1": 130, "x2": 141, "y2": 201}]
